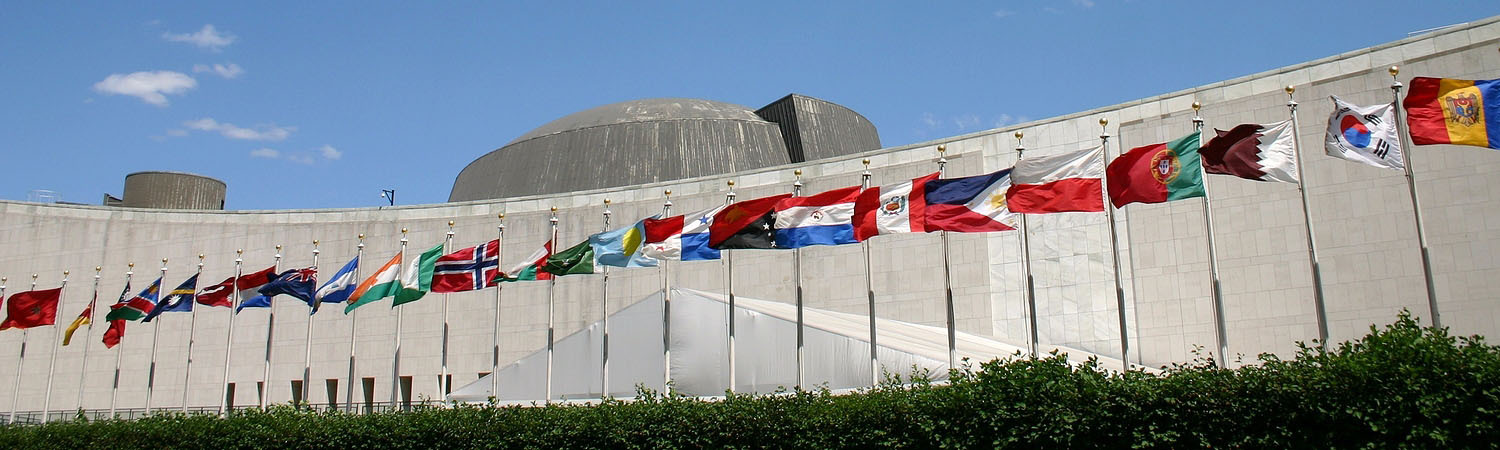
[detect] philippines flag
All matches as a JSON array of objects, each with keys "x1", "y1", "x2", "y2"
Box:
[
  {"x1": 431, "y1": 240, "x2": 500, "y2": 293},
  {"x1": 1005, "y1": 146, "x2": 1106, "y2": 214},
  {"x1": 853, "y1": 173, "x2": 938, "y2": 241},
  {"x1": 773, "y1": 186, "x2": 861, "y2": 248},
  {"x1": 314, "y1": 256, "x2": 360, "y2": 307},
  {"x1": 923, "y1": 168, "x2": 1019, "y2": 233},
  {"x1": 642, "y1": 205, "x2": 724, "y2": 261}
]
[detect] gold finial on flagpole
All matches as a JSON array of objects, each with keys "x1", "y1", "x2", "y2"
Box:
[
  {"x1": 400, "y1": 228, "x2": 407, "y2": 234},
  {"x1": 447, "y1": 221, "x2": 454, "y2": 227},
  {"x1": 198, "y1": 254, "x2": 205, "y2": 269},
  {"x1": 727, "y1": 180, "x2": 735, "y2": 187},
  {"x1": 1389, "y1": 65, "x2": 1400, "y2": 77},
  {"x1": 862, "y1": 158, "x2": 870, "y2": 168},
  {"x1": 357, "y1": 234, "x2": 363, "y2": 240},
  {"x1": 1285, "y1": 85, "x2": 1296, "y2": 95},
  {"x1": 496, "y1": 213, "x2": 504, "y2": 220},
  {"x1": 794, "y1": 169, "x2": 802, "y2": 176},
  {"x1": 1100, "y1": 117, "x2": 1108, "y2": 127},
  {"x1": 550, "y1": 206, "x2": 557, "y2": 213},
  {"x1": 1192, "y1": 101, "x2": 1201, "y2": 112},
  {"x1": 604, "y1": 198, "x2": 611, "y2": 205}
]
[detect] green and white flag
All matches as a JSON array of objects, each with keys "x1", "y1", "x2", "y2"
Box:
[
  {"x1": 540, "y1": 240, "x2": 596, "y2": 276},
  {"x1": 393, "y1": 243, "x2": 444, "y2": 307}
]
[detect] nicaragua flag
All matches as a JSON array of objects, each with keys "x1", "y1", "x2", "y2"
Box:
[
  {"x1": 314, "y1": 256, "x2": 360, "y2": 310},
  {"x1": 773, "y1": 186, "x2": 861, "y2": 249},
  {"x1": 642, "y1": 205, "x2": 724, "y2": 261},
  {"x1": 923, "y1": 168, "x2": 1019, "y2": 233}
]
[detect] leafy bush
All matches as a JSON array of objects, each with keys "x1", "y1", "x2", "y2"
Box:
[{"x1": 2, "y1": 312, "x2": 1495, "y2": 449}]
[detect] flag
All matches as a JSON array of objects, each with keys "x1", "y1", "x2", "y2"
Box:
[
  {"x1": 591, "y1": 220, "x2": 658, "y2": 268},
  {"x1": 393, "y1": 243, "x2": 445, "y2": 306},
  {"x1": 1006, "y1": 146, "x2": 1106, "y2": 213},
  {"x1": 642, "y1": 205, "x2": 724, "y2": 261},
  {"x1": 432, "y1": 240, "x2": 500, "y2": 293},
  {"x1": 1200, "y1": 121, "x2": 1299, "y2": 183},
  {"x1": 853, "y1": 173, "x2": 937, "y2": 241},
  {"x1": 1325, "y1": 96, "x2": 1404, "y2": 170},
  {"x1": 105, "y1": 277, "x2": 160, "y2": 322},
  {"x1": 238, "y1": 268, "x2": 317, "y2": 312},
  {"x1": 541, "y1": 240, "x2": 596, "y2": 276},
  {"x1": 1402, "y1": 76, "x2": 1500, "y2": 149},
  {"x1": 62, "y1": 289, "x2": 97, "y2": 346},
  {"x1": 198, "y1": 266, "x2": 276, "y2": 309},
  {"x1": 143, "y1": 274, "x2": 199, "y2": 322},
  {"x1": 1106, "y1": 131, "x2": 1206, "y2": 208},
  {"x1": 314, "y1": 256, "x2": 360, "y2": 308},
  {"x1": 923, "y1": 169, "x2": 1019, "y2": 233},
  {"x1": 493, "y1": 242, "x2": 553, "y2": 282},
  {"x1": 345, "y1": 252, "x2": 401, "y2": 314},
  {"x1": 709, "y1": 193, "x2": 793, "y2": 249},
  {"x1": 102, "y1": 282, "x2": 130, "y2": 348},
  {"x1": 0, "y1": 287, "x2": 63, "y2": 330},
  {"x1": 773, "y1": 186, "x2": 860, "y2": 248}
]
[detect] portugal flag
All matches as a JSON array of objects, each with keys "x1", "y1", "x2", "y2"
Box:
[
  {"x1": 0, "y1": 287, "x2": 63, "y2": 330},
  {"x1": 1106, "y1": 131, "x2": 1206, "y2": 208}
]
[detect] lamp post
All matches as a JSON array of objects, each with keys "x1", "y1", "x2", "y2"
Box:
[{"x1": 380, "y1": 190, "x2": 395, "y2": 207}]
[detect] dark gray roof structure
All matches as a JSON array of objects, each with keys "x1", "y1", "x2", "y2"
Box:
[{"x1": 449, "y1": 95, "x2": 879, "y2": 201}]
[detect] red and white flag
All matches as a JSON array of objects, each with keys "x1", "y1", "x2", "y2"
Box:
[
  {"x1": 196, "y1": 265, "x2": 277, "y2": 308},
  {"x1": 1006, "y1": 146, "x2": 1106, "y2": 213},
  {"x1": 431, "y1": 240, "x2": 500, "y2": 293},
  {"x1": 852, "y1": 172, "x2": 938, "y2": 240}
]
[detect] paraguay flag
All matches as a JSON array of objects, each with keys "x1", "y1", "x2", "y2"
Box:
[
  {"x1": 773, "y1": 186, "x2": 861, "y2": 248},
  {"x1": 922, "y1": 169, "x2": 1019, "y2": 233}
]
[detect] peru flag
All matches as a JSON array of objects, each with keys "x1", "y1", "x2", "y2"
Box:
[
  {"x1": 853, "y1": 172, "x2": 937, "y2": 241},
  {"x1": 1005, "y1": 146, "x2": 1105, "y2": 213},
  {"x1": 922, "y1": 169, "x2": 1019, "y2": 233},
  {"x1": 773, "y1": 186, "x2": 861, "y2": 249},
  {"x1": 642, "y1": 205, "x2": 724, "y2": 261}
]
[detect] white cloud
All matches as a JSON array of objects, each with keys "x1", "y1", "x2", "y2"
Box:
[
  {"x1": 165, "y1": 129, "x2": 188, "y2": 137},
  {"x1": 993, "y1": 9, "x2": 1016, "y2": 18},
  {"x1": 1073, "y1": 0, "x2": 1096, "y2": 8},
  {"x1": 249, "y1": 148, "x2": 280, "y2": 158},
  {"x1": 92, "y1": 71, "x2": 197, "y2": 106},
  {"x1": 953, "y1": 114, "x2": 982, "y2": 130},
  {"x1": 183, "y1": 118, "x2": 294, "y2": 141},
  {"x1": 162, "y1": 24, "x2": 236, "y2": 51},
  {"x1": 192, "y1": 63, "x2": 243, "y2": 79},
  {"x1": 319, "y1": 145, "x2": 342, "y2": 160},
  {"x1": 921, "y1": 112, "x2": 940, "y2": 129}
]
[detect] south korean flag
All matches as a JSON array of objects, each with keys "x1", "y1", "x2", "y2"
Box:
[{"x1": 1325, "y1": 96, "x2": 1405, "y2": 171}]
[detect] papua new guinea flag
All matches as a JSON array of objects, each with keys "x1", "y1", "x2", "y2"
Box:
[{"x1": 709, "y1": 193, "x2": 792, "y2": 249}]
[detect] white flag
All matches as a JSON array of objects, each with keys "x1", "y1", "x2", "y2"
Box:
[{"x1": 1325, "y1": 96, "x2": 1404, "y2": 171}]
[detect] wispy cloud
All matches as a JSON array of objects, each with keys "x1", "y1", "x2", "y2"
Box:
[
  {"x1": 953, "y1": 114, "x2": 982, "y2": 131},
  {"x1": 184, "y1": 118, "x2": 294, "y2": 141},
  {"x1": 319, "y1": 145, "x2": 342, "y2": 160},
  {"x1": 93, "y1": 71, "x2": 197, "y2": 106},
  {"x1": 192, "y1": 63, "x2": 243, "y2": 79},
  {"x1": 1072, "y1": 0, "x2": 1096, "y2": 8},
  {"x1": 163, "y1": 24, "x2": 235, "y2": 51},
  {"x1": 993, "y1": 9, "x2": 1016, "y2": 18},
  {"x1": 249, "y1": 148, "x2": 280, "y2": 159}
]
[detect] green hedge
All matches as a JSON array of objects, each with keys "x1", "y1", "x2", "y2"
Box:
[{"x1": 3, "y1": 312, "x2": 1497, "y2": 449}]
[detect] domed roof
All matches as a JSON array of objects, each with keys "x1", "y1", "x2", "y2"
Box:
[{"x1": 509, "y1": 98, "x2": 769, "y2": 145}]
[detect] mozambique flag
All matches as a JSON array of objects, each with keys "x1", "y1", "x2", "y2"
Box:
[
  {"x1": 1106, "y1": 131, "x2": 1206, "y2": 208},
  {"x1": 1403, "y1": 77, "x2": 1500, "y2": 149}
]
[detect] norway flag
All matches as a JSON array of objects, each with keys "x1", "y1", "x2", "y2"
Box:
[
  {"x1": 923, "y1": 169, "x2": 1018, "y2": 233},
  {"x1": 773, "y1": 186, "x2": 861, "y2": 248}
]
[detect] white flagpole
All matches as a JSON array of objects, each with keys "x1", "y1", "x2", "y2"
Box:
[
  {"x1": 391, "y1": 229, "x2": 407, "y2": 409},
  {"x1": 302, "y1": 241, "x2": 319, "y2": 407},
  {"x1": 8, "y1": 274, "x2": 34, "y2": 424},
  {"x1": 181, "y1": 255, "x2": 203, "y2": 412},
  {"x1": 146, "y1": 260, "x2": 167, "y2": 414},
  {"x1": 724, "y1": 181, "x2": 737, "y2": 394},
  {"x1": 441, "y1": 222, "x2": 454, "y2": 403},
  {"x1": 660, "y1": 191, "x2": 672, "y2": 392},
  {"x1": 491, "y1": 217, "x2": 503, "y2": 401},
  {"x1": 600, "y1": 200, "x2": 611, "y2": 399},
  {"x1": 1193, "y1": 102, "x2": 1231, "y2": 368},
  {"x1": 936, "y1": 145, "x2": 958, "y2": 369},
  {"x1": 1285, "y1": 85, "x2": 1331, "y2": 343},
  {"x1": 219, "y1": 250, "x2": 242, "y2": 416},
  {"x1": 42, "y1": 271, "x2": 69, "y2": 422},
  {"x1": 1098, "y1": 119, "x2": 1132, "y2": 371},
  {"x1": 1387, "y1": 66, "x2": 1442, "y2": 327},
  {"x1": 860, "y1": 159, "x2": 879, "y2": 386},
  {"x1": 260, "y1": 246, "x2": 282, "y2": 410},
  {"x1": 545, "y1": 208, "x2": 558, "y2": 403},
  {"x1": 346, "y1": 235, "x2": 364, "y2": 412},
  {"x1": 77, "y1": 266, "x2": 101, "y2": 412},
  {"x1": 111, "y1": 264, "x2": 133, "y2": 418},
  {"x1": 791, "y1": 169, "x2": 805, "y2": 390},
  {"x1": 1014, "y1": 134, "x2": 1041, "y2": 358}
]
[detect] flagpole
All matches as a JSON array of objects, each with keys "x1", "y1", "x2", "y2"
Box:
[
  {"x1": 261, "y1": 246, "x2": 282, "y2": 410},
  {"x1": 725, "y1": 180, "x2": 737, "y2": 394},
  {"x1": 303, "y1": 241, "x2": 319, "y2": 407},
  {"x1": 219, "y1": 251, "x2": 242, "y2": 416},
  {"x1": 1098, "y1": 119, "x2": 1132, "y2": 371},
  {"x1": 1014, "y1": 134, "x2": 1040, "y2": 358},
  {"x1": 860, "y1": 159, "x2": 879, "y2": 385},
  {"x1": 77, "y1": 267, "x2": 101, "y2": 412},
  {"x1": 936, "y1": 145, "x2": 958, "y2": 369},
  {"x1": 111, "y1": 264, "x2": 132, "y2": 418},
  {"x1": 791, "y1": 169, "x2": 805, "y2": 390},
  {"x1": 147, "y1": 260, "x2": 166, "y2": 415},
  {"x1": 1193, "y1": 102, "x2": 1231, "y2": 369},
  {"x1": 42, "y1": 271, "x2": 68, "y2": 422},
  {"x1": 346, "y1": 235, "x2": 363, "y2": 412},
  {"x1": 182, "y1": 255, "x2": 203, "y2": 412},
  {"x1": 660, "y1": 191, "x2": 672, "y2": 392},
  {"x1": 391, "y1": 229, "x2": 407, "y2": 409},
  {"x1": 8, "y1": 274, "x2": 34, "y2": 424},
  {"x1": 546, "y1": 207, "x2": 558, "y2": 403},
  {"x1": 491, "y1": 217, "x2": 503, "y2": 401},
  {"x1": 1285, "y1": 85, "x2": 1331, "y2": 344},
  {"x1": 600, "y1": 199, "x2": 611, "y2": 399},
  {"x1": 1388, "y1": 66, "x2": 1441, "y2": 328},
  {"x1": 441, "y1": 222, "x2": 454, "y2": 403}
]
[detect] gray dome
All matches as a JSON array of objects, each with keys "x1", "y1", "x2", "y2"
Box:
[{"x1": 509, "y1": 98, "x2": 768, "y2": 144}]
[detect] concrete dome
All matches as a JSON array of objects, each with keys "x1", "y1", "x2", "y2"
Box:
[{"x1": 508, "y1": 98, "x2": 770, "y2": 145}]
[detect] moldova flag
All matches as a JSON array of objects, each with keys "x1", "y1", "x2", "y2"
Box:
[
  {"x1": 1106, "y1": 131, "x2": 1206, "y2": 208},
  {"x1": 1403, "y1": 77, "x2": 1500, "y2": 150}
]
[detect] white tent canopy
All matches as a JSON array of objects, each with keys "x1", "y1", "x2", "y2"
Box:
[{"x1": 450, "y1": 288, "x2": 1128, "y2": 403}]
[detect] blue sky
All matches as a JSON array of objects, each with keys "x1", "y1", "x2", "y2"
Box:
[{"x1": 1, "y1": 2, "x2": 1493, "y2": 210}]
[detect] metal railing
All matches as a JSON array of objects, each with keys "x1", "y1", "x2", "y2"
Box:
[{"x1": 3, "y1": 401, "x2": 440, "y2": 425}]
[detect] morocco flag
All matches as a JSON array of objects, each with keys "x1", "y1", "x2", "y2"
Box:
[
  {"x1": 0, "y1": 287, "x2": 63, "y2": 330},
  {"x1": 1106, "y1": 131, "x2": 1206, "y2": 208}
]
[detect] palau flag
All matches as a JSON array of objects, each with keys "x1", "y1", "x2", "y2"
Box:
[{"x1": 1403, "y1": 77, "x2": 1500, "y2": 150}]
